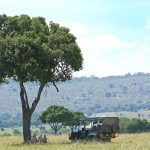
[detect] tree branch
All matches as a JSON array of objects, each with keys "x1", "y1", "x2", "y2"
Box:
[
  {"x1": 20, "y1": 84, "x2": 26, "y2": 111},
  {"x1": 19, "y1": 82, "x2": 29, "y2": 111},
  {"x1": 30, "y1": 83, "x2": 45, "y2": 114},
  {"x1": 53, "y1": 81, "x2": 59, "y2": 92},
  {"x1": 22, "y1": 83, "x2": 29, "y2": 109},
  {"x1": 49, "y1": 123, "x2": 54, "y2": 129}
]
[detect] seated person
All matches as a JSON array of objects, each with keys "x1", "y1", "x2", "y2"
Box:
[
  {"x1": 38, "y1": 135, "x2": 44, "y2": 143},
  {"x1": 31, "y1": 134, "x2": 37, "y2": 143},
  {"x1": 43, "y1": 135, "x2": 48, "y2": 143}
]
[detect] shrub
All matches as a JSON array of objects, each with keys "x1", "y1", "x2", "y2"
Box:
[
  {"x1": 2, "y1": 132, "x2": 11, "y2": 136},
  {"x1": 1, "y1": 128, "x2": 4, "y2": 131},
  {"x1": 13, "y1": 129, "x2": 21, "y2": 135}
]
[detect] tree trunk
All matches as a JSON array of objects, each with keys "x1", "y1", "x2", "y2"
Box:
[
  {"x1": 22, "y1": 111, "x2": 31, "y2": 142},
  {"x1": 50, "y1": 123, "x2": 59, "y2": 135},
  {"x1": 19, "y1": 82, "x2": 45, "y2": 142},
  {"x1": 54, "y1": 128, "x2": 58, "y2": 135}
]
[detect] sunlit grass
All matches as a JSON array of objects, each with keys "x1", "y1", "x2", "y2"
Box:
[{"x1": 0, "y1": 133, "x2": 150, "y2": 150}]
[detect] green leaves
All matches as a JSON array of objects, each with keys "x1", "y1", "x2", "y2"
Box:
[
  {"x1": 40, "y1": 105, "x2": 72, "y2": 124},
  {"x1": 0, "y1": 14, "x2": 83, "y2": 83},
  {"x1": 39, "y1": 105, "x2": 73, "y2": 134},
  {"x1": 65, "y1": 111, "x2": 86, "y2": 128}
]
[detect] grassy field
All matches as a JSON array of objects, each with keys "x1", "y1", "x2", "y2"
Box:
[{"x1": 0, "y1": 133, "x2": 150, "y2": 150}]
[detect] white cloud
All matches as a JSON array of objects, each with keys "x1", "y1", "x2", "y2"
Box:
[
  {"x1": 68, "y1": 24, "x2": 150, "y2": 77},
  {"x1": 94, "y1": 34, "x2": 122, "y2": 49},
  {"x1": 65, "y1": 22, "x2": 140, "y2": 51},
  {"x1": 69, "y1": 22, "x2": 150, "y2": 77}
]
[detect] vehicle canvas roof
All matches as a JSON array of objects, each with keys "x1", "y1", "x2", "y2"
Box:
[{"x1": 85, "y1": 116, "x2": 119, "y2": 122}]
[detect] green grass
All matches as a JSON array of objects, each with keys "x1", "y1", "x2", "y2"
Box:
[{"x1": 0, "y1": 133, "x2": 150, "y2": 150}]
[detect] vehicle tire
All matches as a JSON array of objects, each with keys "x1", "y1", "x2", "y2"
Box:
[
  {"x1": 106, "y1": 138, "x2": 111, "y2": 142},
  {"x1": 101, "y1": 138, "x2": 111, "y2": 143}
]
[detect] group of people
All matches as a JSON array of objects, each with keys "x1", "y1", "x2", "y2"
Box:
[{"x1": 31, "y1": 134, "x2": 47, "y2": 143}]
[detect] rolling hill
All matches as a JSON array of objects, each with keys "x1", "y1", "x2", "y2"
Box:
[{"x1": 0, "y1": 72, "x2": 150, "y2": 118}]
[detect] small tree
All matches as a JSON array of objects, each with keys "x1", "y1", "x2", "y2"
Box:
[
  {"x1": 39, "y1": 105, "x2": 73, "y2": 134},
  {"x1": 66, "y1": 112, "x2": 86, "y2": 132},
  {"x1": 0, "y1": 14, "x2": 83, "y2": 142}
]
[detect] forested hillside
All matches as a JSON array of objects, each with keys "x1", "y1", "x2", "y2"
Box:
[{"x1": 0, "y1": 72, "x2": 150, "y2": 116}]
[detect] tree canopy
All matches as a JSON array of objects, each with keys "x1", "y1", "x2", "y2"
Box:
[
  {"x1": 65, "y1": 112, "x2": 86, "y2": 131},
  {"x1": 39, "y1": 105, "x2": 73, "y2": 134},
  {"x1": 0, "y1": 14, "x2": 83, "y2": 83}
]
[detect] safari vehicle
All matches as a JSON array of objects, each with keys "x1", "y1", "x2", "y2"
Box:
[{"x1": 69, "y1": 117, "x2": 119, "y2": 142}]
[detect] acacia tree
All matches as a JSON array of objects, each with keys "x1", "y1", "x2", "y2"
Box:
[
  {"x1": 39, "y1": 105, "x2": 73, "y2": 134},
  {"x1": 65, "y1": 112, "x2": 86, "y2": 132},
  {"x1": 0, "y1": 14, "x2": 83, "y2": 142}
]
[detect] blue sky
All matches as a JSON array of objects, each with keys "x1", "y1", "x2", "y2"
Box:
[{"x1": 1, "y1": 0, "x2": 150, "y2": 77}]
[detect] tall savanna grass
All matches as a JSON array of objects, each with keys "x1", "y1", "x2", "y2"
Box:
[{"x1": 0, "y1": 133, "x2": 149, "y2": 150}]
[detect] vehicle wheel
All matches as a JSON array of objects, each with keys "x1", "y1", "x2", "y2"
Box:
[
  {"x1": 106, "y1": 138, "x2": 111, "y2": 142},
  {"x1": 101, "y1": 138, "x2": 111, "y2": 143}
]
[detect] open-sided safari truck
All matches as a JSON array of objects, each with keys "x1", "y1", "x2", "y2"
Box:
[{"x1": 69, "y1": 117, "x2": 119, "y2": 142}]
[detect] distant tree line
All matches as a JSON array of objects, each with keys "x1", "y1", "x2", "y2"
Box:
[
  {"x1": 1, "y1": 112, "x2": 150, "y2": 134},
  {"x1": 120, "y1": 118, "x2": 150, "y2": 133},
  {"x1": 0, "y1": 112, "x2": 41, "y2": 128}
]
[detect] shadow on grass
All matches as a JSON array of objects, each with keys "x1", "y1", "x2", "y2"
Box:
[
  {"x1": 10, "y1": 140, "x2": 133, "y2": 147},
  {"x1": 10, "y1": 141, "x2": 73, "y2": 147}
]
